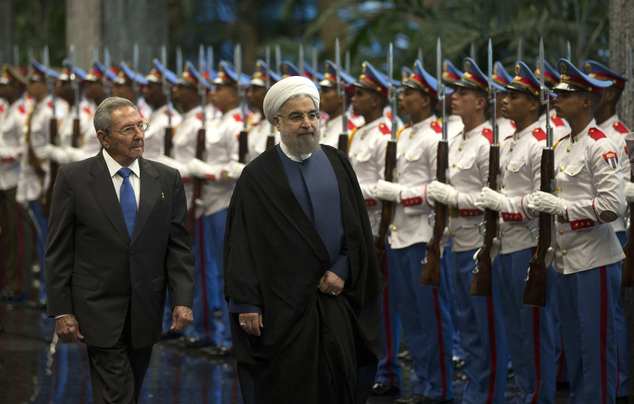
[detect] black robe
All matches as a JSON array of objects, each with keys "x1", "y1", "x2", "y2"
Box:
[{"x1": 224, "y1": 145, "x2": 382, "y2": 404}]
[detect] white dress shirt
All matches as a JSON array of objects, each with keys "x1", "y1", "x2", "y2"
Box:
[{"x1": 102, "y1": 149, "x2": 140, "y2": 209}]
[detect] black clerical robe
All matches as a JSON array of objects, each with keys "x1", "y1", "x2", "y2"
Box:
[{"x1": 224, "y1": 145, "x2": 382, "y2": 404}]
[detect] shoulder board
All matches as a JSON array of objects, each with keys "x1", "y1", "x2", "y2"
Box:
[
  {"x1": 18, "y1": 104, "x2": 26, "y2": 114},
  {"x1": 551, "y1": 115, "x2": 565, "y2": 127},
  {"x1": 552, "y1": 135, "x2": 570, "y2": 150},
  {"x1": 0, "y1": 104, "x2": 5, "y2": 114},
  {"x1": 613, "y1": 121, "x2": 629, "y2": 134},
  {"x1": 532, "y1": 127, "x2": 547, "y2": 141},
  {"x1": 379, "y1": 122, "x2": 391, "y2": 135},
  {"x1": 196, "y1": 112, "x2": 204, "y2": 121},
  {"x1": 431, "y1": 119, "x2": 442, "y2": 133},
  {"x1": 511, "y1": 120, "x2": 517, "y2": 129},
  {"x1": 347, "y1": 119, "x2": 356, "y2": 131},
  {"x1": 82, "y1": 106, "x2": 93, "y2": 116},
  {"x1": 47, "y1": 100, "x2": 54, "y2": 110},
  {"x1": 481, "y1": 127, "x2": 493, "y2": 144},
  {"x1": 233, "y1": 113, "x2": 243, "y2": 122},
  {"x1": 588, "y1": 127, "x2": 606, "y2": 141}
]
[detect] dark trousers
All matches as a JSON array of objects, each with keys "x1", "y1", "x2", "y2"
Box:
[{"x1": 87, "y1": 310, "x2": 153, "y2": 404}]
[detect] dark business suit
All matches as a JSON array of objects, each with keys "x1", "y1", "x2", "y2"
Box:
[{"x1": 46, "y1": 152, "x2": 194, "y2": 403}]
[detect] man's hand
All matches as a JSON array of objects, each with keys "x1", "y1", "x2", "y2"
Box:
[
  {"x1": 239, "y1": 312, "x2": 264, "y2": 336},
  {"x1": 55, "y1": 314, "x2": 84, "y2": 343},
  {"x1": 318, "y1": 270, "x2": 344, "y2": 296},
  {"x1": 170, "y1": 305, "x2": 193, "y2": 333}
]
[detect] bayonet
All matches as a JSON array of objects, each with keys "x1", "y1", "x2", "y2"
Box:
[
  {"x1": 299, "y1": 44, "x2": 305, "y2": 76},
  {"x1": 335, "y1": 38, "x2": 349, "y2": 154}
]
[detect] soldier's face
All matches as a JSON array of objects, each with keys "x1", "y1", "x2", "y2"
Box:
[
  {"x1": 246, "y1": 85, "x2": 266, "y2": 111},
  {"x1": 552, "y1": 91, "x2": 587, "y2": 120},
  {"x1": 319, "y1": 86, "x2": 340, "y2": 115},
  {"x1": 212, "y1": 84, "x2": 238, "y2": 112},
  {"x1": 142, "y1": 83, "x2": 165, "y2": 107},
  {"x1": 98, "y1": 106, "x2": 145, "y2": 166},
  {"x1": 352, "y1": 87, "x2": 380, "y2": 116},
  {"x1": 113, "y1": 83, "x2": 136, "y2": 102},
  {"x1": 451, "y1": 87, "x2": 485, "y2": 118},
  {"x1": 399, "y1": 87, "x2": 428, "y2": 116},
  {"x1": 275, "y1": 95, "x2": 320, "y2": 156},
  {"x1": 27, "y1": 81, "x2": 47, "y2": 101},
  {"x1": 501, "y1": 91, "x2": 535, "y2": 121}
]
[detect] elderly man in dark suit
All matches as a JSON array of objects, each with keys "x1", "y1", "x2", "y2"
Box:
[{"x1": 45, "y1": 96, "x2": 194, "y2": 404}]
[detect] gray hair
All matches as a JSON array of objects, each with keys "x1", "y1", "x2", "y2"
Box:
[{"x1": 94, "y1": 97, "x2": 138, "y2": 132}]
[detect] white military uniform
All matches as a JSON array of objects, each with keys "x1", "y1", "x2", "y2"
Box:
[
  {"x1": 0, "y1": 97, "x2": 32, "y2": 191},
  {"x1": 51, "y1": 98, "x2": 99, "y2": 163},
  {"x1": 16, "y1": 95, "x2": 69, "y2": 204},
  {"x1": 446, "y1": 114, "x2": 464, "y2": 141},
  {"x1": 388, "y1": 115, "x2": 442, "y2": 248},
  {"x1": 348, "y1": 116, "x2": 392, "y2": 235},
  {"x1": 552, "y1": 120, "x2": 624, "y2": 274},
  {"x1": 245, "y1": 111, "x2": 277, "y2": 163},
  {"x1": 447, "y1": 121, "x2": 491, "y2": 252},
  {"x1": 497, "y1": 117, "x2": 516, "y2": 140},
  {"x1": 143, "y1": 104, "x2": 182, "y2": 160},
  {"x1": 542, "y1": 110, "x2": 571, "y2": 142},
  {"x1": 498, "y1": 121, "x2": 546, "y2": 254},
  {"x1": 137, "y1": 96, "x2": 153, "y2": 120},
  {"x1": 599, "y1": 115, "x2": 630, "y2": 233}
]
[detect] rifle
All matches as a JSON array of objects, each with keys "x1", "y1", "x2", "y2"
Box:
[
  {"x1": 335, "y1": 38, "x2": 350, "y2": 155},
  {"x1": 69, "y1": 45, "x2": 82, "y2": 148},
  {"x1": 264, "y1": 46, "x2": 277, "y2": 151},
  {"x1": 188, "y1": 48, "x2": 208, "y2": 231},
  {"x1": 470, "y1": 39, "x2": 499, "y2": 296},
  {"x1": 161, "y1": 46, "x2": 175, "y2": 157},
  {"x1": 235, "y1": 44, "x2": 249, "y2": 163},
  {"x1": 375, "y1": 43, "x2": 398, "y2": 264},
  {"x1": 421, "y1": 38, "x2": 448, "y2": 286},
  {"x1": 42, "y1": 46, "x2": 59, "y2": 216},
  {"x1": 524, "y1": 38, "x2": 555, "y2": 305},
  {"x1": 622, "y1": 38, "x2": 634, "y2": 288}
]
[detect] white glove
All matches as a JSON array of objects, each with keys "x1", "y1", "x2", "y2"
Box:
[
  {"x1": 527, "y1": 191, "x2": 566, "y2": 216},
  {"x1": 48, "y1": 145, "x2": 72, "y2": 164},
  {"x1": 375, "y1": 180, "x2": 404, "y2": 202},
  {"x1": 223, "y1": 161, "x2": 245, "y2": 180},
  {"x1": 38, "y1": 144, "x2": 54, "y2": 159},
  {"x1": 63, "y1": 146, "x2": 89, "y2": 163},
  {"x1": 625, "y1": 182, "x2": 634, "y2": 203},
  {"x1": 475, "y1": 186, "x2": 510, "y2": 212},
  {"x1": 187, "y1": 158, "x2": 216, "y2": 180},
  {"x1": 154, "y1": 155, "x2": 191, "y2": 178},
  {"x1": 427, "y1": 180, "x2": 458, "y2": 207}
]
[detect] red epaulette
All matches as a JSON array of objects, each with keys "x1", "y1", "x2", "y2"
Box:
[
  {"x1": 431, "y1": 119, "x2": 442, "y2": 134},
  {"x1": 588, "y1": 127, "x2": 607, "y2": 141},
  {"x1": 233, "y1": 113, "x2": 243, "y2": 122},
  {"x1": 347, "y1": 119, "x2": 356, "y2": 131},
  {"x1": 18, "y1": 104, "x2": 26, "y2": 114},
  {"x1": 0, "y1": 104, "x2": 5, "y2": 114},
  {"x1": 482, "y1": 127, "x2": 493, "y2": 144},
  {"x1": 378, "y1": 122, "x2": 391, "y2": 135},
  {"x1": 196, "y1": 112, "x2": 204, "y2": 121},
  {"x1": 511, "y1": 120, "x2": 517, "y2": 129},
  {"x1": 47, "y1": 100, "x2": 54, "y2": 110},
  {"x1": 82, "y1": 106, "x2": 93, "y2": 116},
  {"x1": 613, "y1": 121, "x2": 629, "y2": 134},
  {"x1": 532, "y1": 127, "x2": 547, "y2": 141},
  {"x1": 551, "y1": 115, "x2": 565, "y2": 127}
]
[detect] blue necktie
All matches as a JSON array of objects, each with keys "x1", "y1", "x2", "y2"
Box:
[{"x1": 117, "y1": 167, "x2": 137, "y2": 237}]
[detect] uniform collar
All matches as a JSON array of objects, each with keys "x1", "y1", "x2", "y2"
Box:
[
  {"x1": 572, "y1": 119, "x2": 597, "y2": 142},
  {"x1": 464, "y1": 121, "x2": 489, "y2": 139},
  {"x1": 410, "y1": 114, "x2": 437, "y2": 131},
  {"x1": 598, "y1": 114, "x2": 620, "y2": 130},
  {"x1": 514, "y1": 119, "x2": 541, "y2": 140},
  {"x1": 102, "y1": 148, "x2": 140, "y2": 178}
]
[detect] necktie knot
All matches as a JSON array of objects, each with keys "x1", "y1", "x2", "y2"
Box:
[{"x1": 117, "y1": 167, "x2": 132, "y2": 179}]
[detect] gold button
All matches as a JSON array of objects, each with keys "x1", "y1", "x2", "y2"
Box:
[
  {"x1": 562, "y1": 250, "x2": 567, "y2": 255},
  {"x1": 390, "y1": 224, "x2": 397, "y2": 231},
  {"x1": 452, "y1": 164, "x2": 456, "y2": 168}
]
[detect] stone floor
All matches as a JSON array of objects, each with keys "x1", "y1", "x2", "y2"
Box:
[{"x1": 0, "y1": 303, "x2": 572, "y2": 403}]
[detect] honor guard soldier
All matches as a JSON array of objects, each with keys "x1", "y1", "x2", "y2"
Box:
[
  {"x1": 0, "y1": 66, "x2": 32, "y2": 301},
  {"x1": 527, "y1": 58, "x2": 623, "y2": 403},
  {"x1": 585, "y1": 59, "x2": 631, "y2": 401},
  {"x1": 186, "y1": 60, "x2": 248, "y2": 354},
  {"x1": 16, "y1": 61, "x2": 69, "y2": 306},
  {"x1": 536, "y1": 61, "x2": 571, "y2": 141},
  {"x1": 112, "y1": 62, "x2": 152, "y2": 119},
  {"x1": 142, "y1": 59, "x2": 182, "y2": 160},
  {"x1": 427, "y1": 57, "x2": 509, "y2": 403},
  {"x1": 244, "y1": 60, "x2": 280, "y2": 161},
  {"x1": 476, "y1": 61, "x2": 557, "y2": 402},
  {"x1": 492, "y1": 61, "x2": 517, "y2": 139},
  {"x1": 350, "y1": 60, "x2": 402, "y2": 397},
  {"x1": 319, "y1": 60, "x2": 357, "y2": 148},
  {"x1": 442, "y1": 60, "x2": 465, "y2": 141},
  {"x1": 374, "y1": 60, "x2": 454, "y2": 403}
]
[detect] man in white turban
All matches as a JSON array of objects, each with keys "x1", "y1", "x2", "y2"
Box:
[{"x1": 224, "y1": 76, "x2": 383, "y2": 404}]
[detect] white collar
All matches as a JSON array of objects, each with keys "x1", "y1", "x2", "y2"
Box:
[{"x1": 102, "y1": 149, "x2": 140, "y2": 178}]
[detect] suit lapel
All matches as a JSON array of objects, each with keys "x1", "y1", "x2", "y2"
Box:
[
  {"x1": 131, "y1": 158, "x2": 160, "y2": 243},
  {"x1": 90, "y1": 155, "x2": 130, "y2": 242},
  {"x1": 259, "y1": 149, "x2": 330, "y2": 263}
]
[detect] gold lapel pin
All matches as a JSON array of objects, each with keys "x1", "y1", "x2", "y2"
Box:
[{"x1": 161, "y1": 192, "x2": 165, "y2": 200}]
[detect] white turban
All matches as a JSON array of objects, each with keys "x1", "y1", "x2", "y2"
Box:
[{"x1": 263, "y1": 76, "x2": 320, "y2": 124}]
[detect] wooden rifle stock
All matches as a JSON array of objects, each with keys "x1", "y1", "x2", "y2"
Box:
[
  {"x1": 71, "y1": 117, "x2": 81, "y2": 148},
  {"x1": 523, "y1": 148, "x2": 554, "y2": 305},
  {"x1": 188, "y1": 127, "x2": 206, "y2": 232},
  {"x1": 265, "y1": 134, "x2": 276, "y2": 150},
  {"x1": 163, "y1": 126, "x2": 174, "y2": 157},
  {"x1": 375, "y1": 140, "x2": 397, "y2": 263},
  {"x1": 44, "y1": 117, "x2": 59, "y2": 216},
  {"x1": 238, "y1": 130, "x2": 248, "y2": 163},
  {"x1": 470, "y1": 143, "x2": 499, "y2": 296},
  {"x1": 337, "y1": 133, "x2": 349, "y2": 156},
  {"x1": 421, "y1": 140, "x2": 448, "y2": 286}
]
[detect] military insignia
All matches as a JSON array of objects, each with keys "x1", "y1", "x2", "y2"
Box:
[
  {"x1": 613, "y1": 121, "x2": 629, "y2": 134},
  {"x1": 588, "y1": 127, "x2": 606, "y2": 141},
  {"x1": 602, "y1": 150, "x2": 618, "y2": 169},
  {"x1": 431, "y1": 119, "x2": 442, "y2": 134},
  {"x1": 551, "y1": 115, "x2": 565, "y2": 127},
  {"x1": 378, "y1": 122, "x2": 391, "y2": 135},
  {"x1": 18, "y1": 103, "x2": 26, "y2": 114},
  {"x1": 195, "y1": 112, "x2": 204, "y2": 121},
  {"x1": 0, "y1": 104, "x2": 4, "y2": 114},
  {"x1": 532, "y1": 128, "x2": 547, "y2": 141},
  {"x1": 233, "y1": 113, "x2": 243, "y2": 122},
  {"x1": 481, "y1": 128, "x2": 493, "y2": 144}
]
